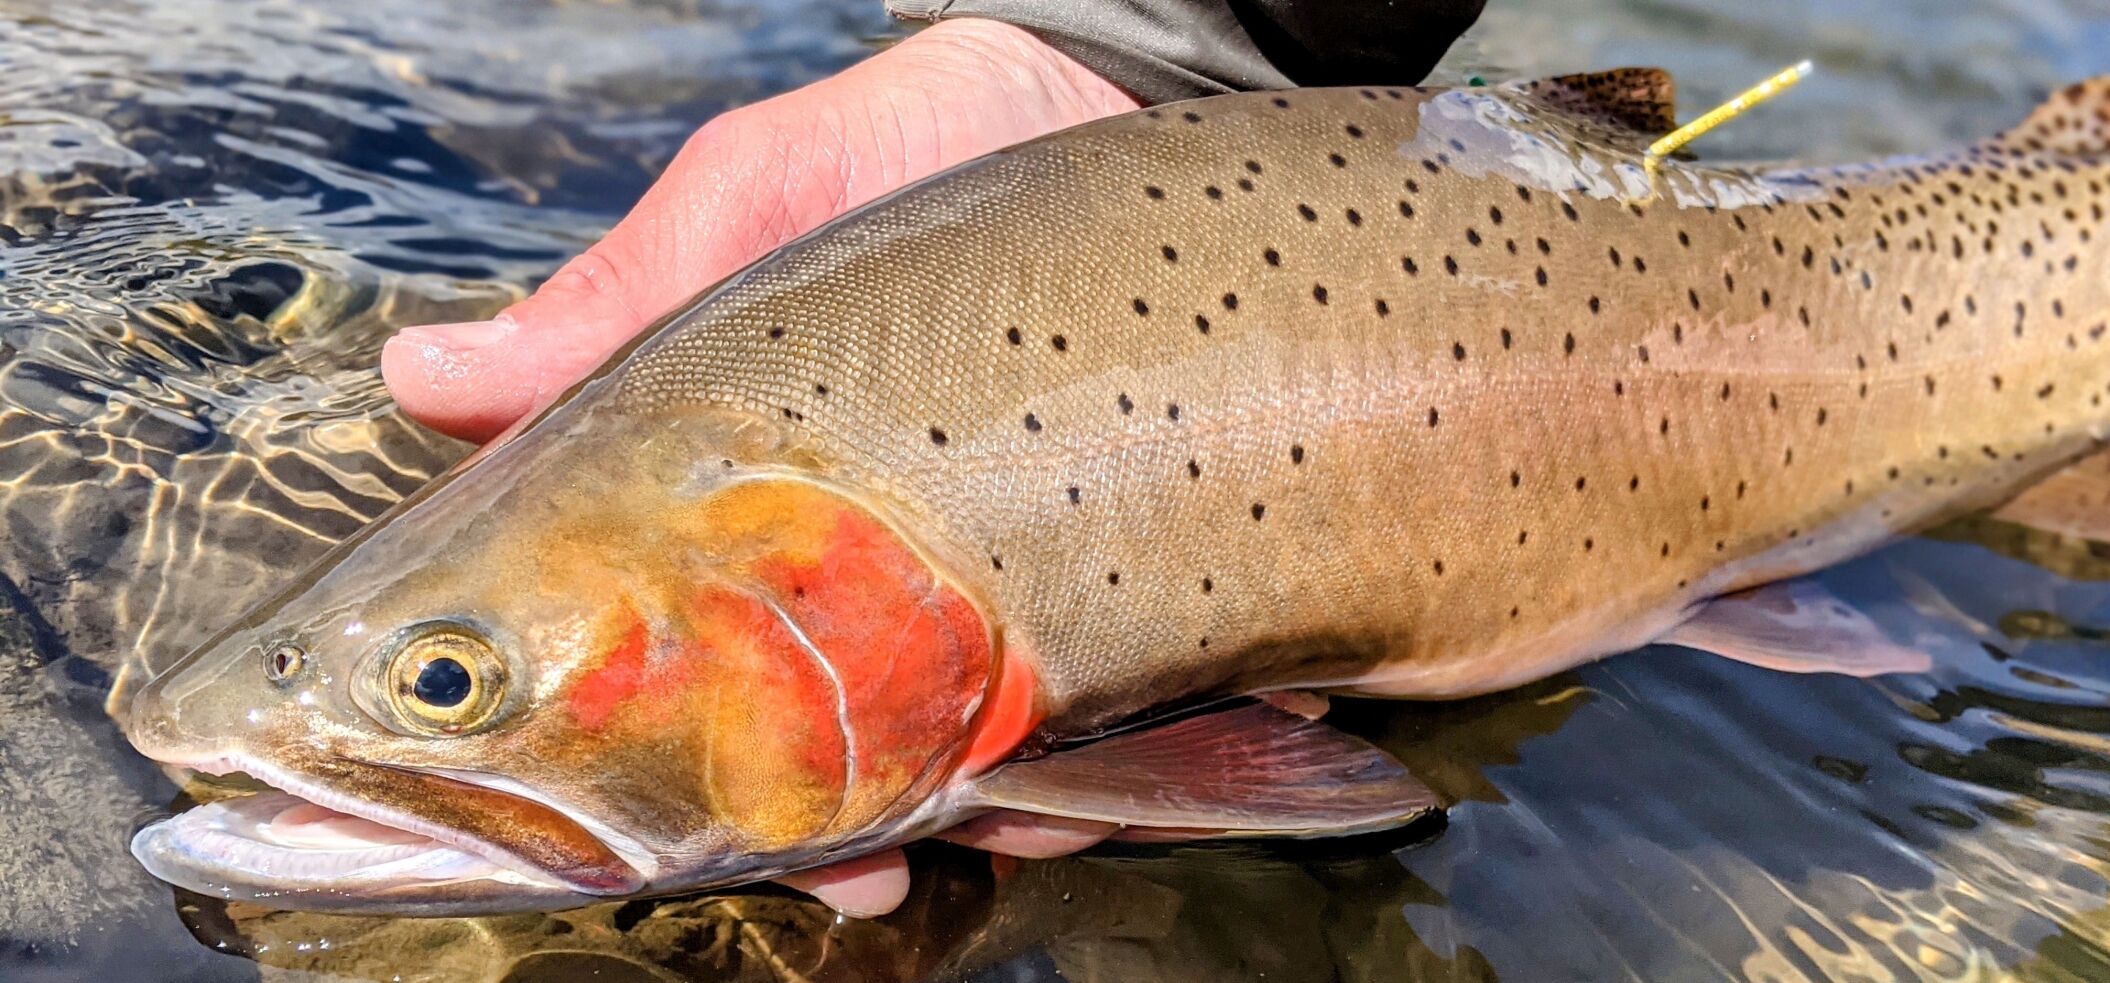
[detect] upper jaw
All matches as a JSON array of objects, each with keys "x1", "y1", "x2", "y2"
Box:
[{"x1": 130, "y1": 749, "x2": 636, "y2": 915}]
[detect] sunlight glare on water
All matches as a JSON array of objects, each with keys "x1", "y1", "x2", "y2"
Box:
[{"x1": 2, "y1": 0, "x2": 2109, "y2": 980}]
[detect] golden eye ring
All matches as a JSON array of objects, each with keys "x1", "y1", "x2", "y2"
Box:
[{"x1": 381, "y1": 622, "x2": 509, "y2": 736}]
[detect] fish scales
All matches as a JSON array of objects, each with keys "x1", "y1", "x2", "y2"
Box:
[{"x1": 614, "y1": 80, "x2": 2110, "y2": 732}]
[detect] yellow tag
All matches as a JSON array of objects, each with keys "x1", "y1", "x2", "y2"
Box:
[{"x1": 1638, "y1": 60, "x2": 1814, "y2": 198}]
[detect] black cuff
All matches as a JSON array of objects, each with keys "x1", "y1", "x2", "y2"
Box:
[{"x1": 886, "y1": 0, "x2": 1483, "y2": 105}]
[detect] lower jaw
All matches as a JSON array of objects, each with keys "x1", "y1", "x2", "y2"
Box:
[
  {"x1": 130, "y1": 789, "x2": 609, "y2": 914},
  {"x1": 129, "y1": 751, "x2": 631, "y2": 915}
]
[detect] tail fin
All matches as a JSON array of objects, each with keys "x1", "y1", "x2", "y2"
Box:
[{"x1": 1987, "y1": 76, "x2": 2110, "y2": 158}]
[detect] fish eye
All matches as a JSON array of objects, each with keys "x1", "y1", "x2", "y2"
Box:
[
  {"x1": 381, "y1": 622, "x2": 508, "y2": 736},
  {"x1": 263, "y1": 642, "x2": 305, "y2": 684}
]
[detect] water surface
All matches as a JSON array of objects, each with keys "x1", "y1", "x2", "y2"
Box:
[{"x1": 3, "y1": 0, "x2": 2110, "y2": 980}]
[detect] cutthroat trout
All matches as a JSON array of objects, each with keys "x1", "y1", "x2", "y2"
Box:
[{"x1": 125, "y1": 68, "x2": 2110, "y2": 913}]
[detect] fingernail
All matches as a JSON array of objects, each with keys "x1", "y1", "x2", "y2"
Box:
[{"x1": 392, "y1": 316, "x2": 517, "y2": 352}]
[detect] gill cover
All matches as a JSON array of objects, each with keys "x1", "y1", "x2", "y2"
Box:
[{"x1": 572, "y1": 477, "x2": 996, "y2": 844}]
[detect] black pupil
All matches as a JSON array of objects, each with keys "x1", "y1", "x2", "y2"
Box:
[{"x1": 413, "y1": 657, "x2": 473, "y2": 708}]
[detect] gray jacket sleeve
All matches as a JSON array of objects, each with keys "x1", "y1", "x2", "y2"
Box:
[{"x1": 885, "y1": 0, "x2": 1484, "y2": 105}]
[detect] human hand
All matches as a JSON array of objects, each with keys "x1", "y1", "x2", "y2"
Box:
[
  {"x1": 379, "y1": 17, "x2": 1140, "y2": 915},
  {"x1": 381, "y1": 18, "x2": 1139, "y2": 442}
]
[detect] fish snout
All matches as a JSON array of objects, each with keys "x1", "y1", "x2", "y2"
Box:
[{"x1": 120, "y1": 673, "x2": 194, "y2": 759}]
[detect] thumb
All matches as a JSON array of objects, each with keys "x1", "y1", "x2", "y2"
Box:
[
  {"x1": 382, "y1": 19, "x2": 1138, "y2": 442},
  {"x1": 379, "y1": 248, "x2": 647, "y2": 441}
]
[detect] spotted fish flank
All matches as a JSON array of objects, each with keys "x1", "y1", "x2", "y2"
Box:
[
  {"x1": 123, "y1": 70, "x2": 2110, "y2": 915},
  {"x1": 613, "y1": 72, "x2": 2110, "y2": 724}
]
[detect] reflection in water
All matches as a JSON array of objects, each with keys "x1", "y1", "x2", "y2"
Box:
[{"x1": 4, "y1": 0, "x2": 2110, "y2": 980}]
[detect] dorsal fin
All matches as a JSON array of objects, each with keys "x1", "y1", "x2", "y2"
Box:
[
  {"x1": 1987, "y1": 76, "x2": 2110, "y2": 157},
  {"x1": 1515, "y1": 68, "x2": 1679, "y2": 136}
]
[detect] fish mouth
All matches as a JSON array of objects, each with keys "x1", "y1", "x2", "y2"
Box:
[{"x1": 130, "y1": 751, "x2": 652, "y2": 914}]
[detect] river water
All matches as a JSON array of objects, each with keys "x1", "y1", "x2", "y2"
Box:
[{"x1": 2, "y1": 0, "x2": 2108, "y2": 980}]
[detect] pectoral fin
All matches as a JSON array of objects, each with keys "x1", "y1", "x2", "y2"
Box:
[
  {"x1": 1661, "y1": 579, "x2": 1930, "y2": 676},
  {"x1": 965, "y1": 701, "x2": 1439, "y2": 837}
]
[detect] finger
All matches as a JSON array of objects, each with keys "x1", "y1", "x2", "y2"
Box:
[
  {"x1": 1259, "y1": 689, "x2": 1331, "y2": 719},
  {"x1": 934, "y1": 809, "x2": 1120, "y2": 858},
  {"x1": 772, "y1": 847, "x2": 911, "y2": 918},
  {"x1": 383, "y1": 18, "x2": 1139, "y2": 442}
]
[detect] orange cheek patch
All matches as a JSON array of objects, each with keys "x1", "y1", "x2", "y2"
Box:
[
  {"x1": 566, "y1": 615, "x2": 650, "y2": 732},
  {"x1": 683, "y1": 584, "x2": 850, "y2": 842},
  {"x1": 699, "y1": 480, "x2": 997, "y2": 830},
  {"x1": 558, "y1": 589, "x2": 850, "y2": 846}
]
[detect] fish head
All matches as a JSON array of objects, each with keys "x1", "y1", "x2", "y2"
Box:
[{"x1": 125, "y1": 405, "x2": 1001, "y2": 913}]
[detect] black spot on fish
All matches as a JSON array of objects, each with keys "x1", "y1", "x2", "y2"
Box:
[
  {"x1": 928, "y1": 427, "x2": 948, "y2": 446},
  {"x1": 1251, "y1": 503, "x2": 1267, "y2": 521},
  {"x1": 1023, "y1": 413, "x2": 1042, "y2": 433}
]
